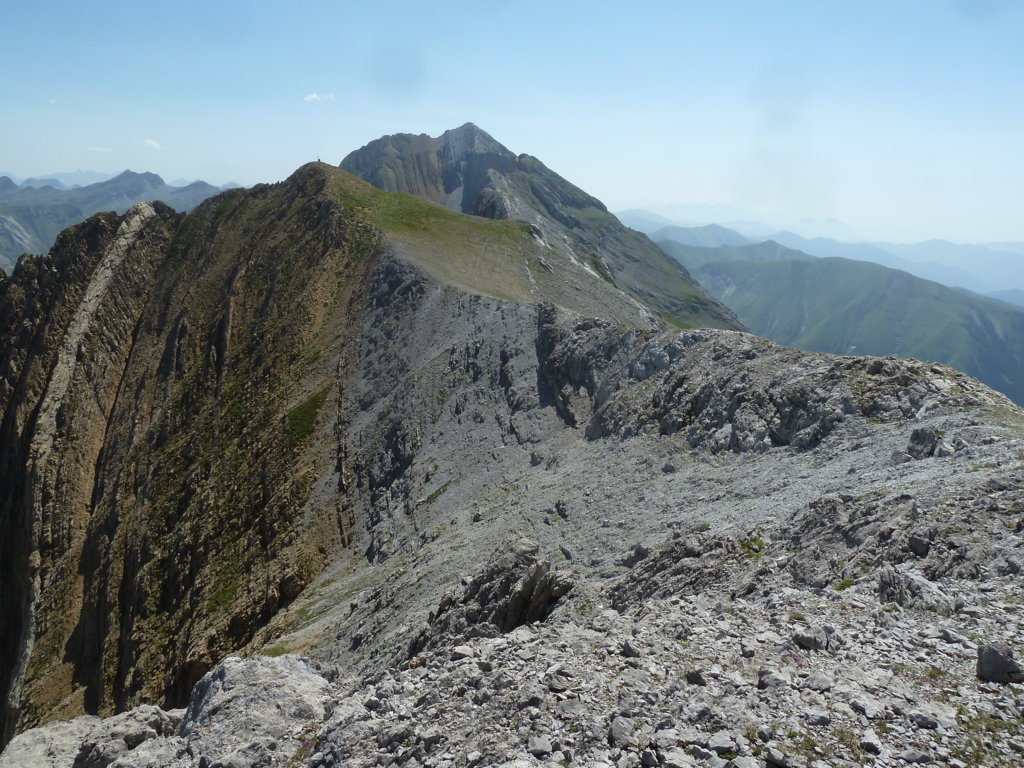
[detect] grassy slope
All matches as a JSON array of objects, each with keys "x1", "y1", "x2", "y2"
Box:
[
  {"x1": 695, "y1": 257, "x2": 1024, "y2": 405},
  {"x1": 341, "y1": 129, "x2": 742, "y2": 331},
  {"x1": 326, "y1": 166, "x2": 657, "y2": 328}
]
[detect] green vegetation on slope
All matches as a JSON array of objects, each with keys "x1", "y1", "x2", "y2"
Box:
[
  {"x1": 322, "y1": 166, "x2": 658, "y2": 328},
  {"x1": 694, "y1": 256, "x2": 1024, "y2": 404}
]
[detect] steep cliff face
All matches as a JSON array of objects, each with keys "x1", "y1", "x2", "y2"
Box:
[
  {"x1": 341, "y1": 124, "x2": 743, "y2": 331},
  {"x1": 0, "y1": 204, "x2": 183, "y2": 741},
  {"x1": 0, "y1": 166, "x2": 387, "y2": 740}
]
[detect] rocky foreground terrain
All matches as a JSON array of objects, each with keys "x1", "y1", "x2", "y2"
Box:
[
  {"x1": 3, "y1": 314, "x2": 1022, "y2": 767},
  {"x1": 0, "y1": 133, "x2": 1021, "y2": 767}
]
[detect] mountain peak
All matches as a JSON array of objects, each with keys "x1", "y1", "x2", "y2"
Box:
[
  {"x1": 110, "y1": 170, "x2": 165, "y2": 185},
  {"x1": 342, "y1": 125, "x2": 743, "y2": 331},
  {"x1": 438, "y1": 122, "x2": 510, "y2": 158}
]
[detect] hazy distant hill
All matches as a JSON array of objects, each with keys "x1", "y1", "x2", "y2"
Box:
[
  {"x1": 0, "y1": 171, "x2": 224, "y2": 272},
  {"x1": 19, "y1": 178, "x2": 70, "y2": 190},
  {"x1": 987, "y1": 242, "x2": 1024, "y2": 257},
  {"x1": 764, "y1": 231, "x2": 984, "y2": 292},
  {"x1": 650, "y1": 224, "x2": 751, "y2": 248},
  {"x1": 623, "y1": 208, "x2": 1024, "y2": 295},
  {"x1": 21, "y1": 170, "x2": 115, "y2": 188},
  {"x1": 692, "y1": 256, "x2": 1024, "y2": 405},
  {"x1": 985, "y1": 288, "x2": 1024, "y2": 309},
  {"x1": 658, "y1": 239, "x2": 815, "y2": 269},
  {"x1": 616, "y1": 208, "x2": 676, "y2": 234},
  {"x1": 878, "y1": 239, "x2": 1024, "y2": 293},
  {"x1": 617, "y1": 208, "x2": 775, "y2": 238}
]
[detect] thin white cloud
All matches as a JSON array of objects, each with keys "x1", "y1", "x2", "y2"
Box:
[
  {"x1": 304, "y1": 92, "x2": 335, "y2": 102},
  {"x1": 141, "y1": 138, "x2": 162, "y2": 150},
  {"x1": 47, "y1": 98, "x2": 57, "y2": 105},
  {"x1": 88, "y1": 146, "x2": 113, "y2": 153}
]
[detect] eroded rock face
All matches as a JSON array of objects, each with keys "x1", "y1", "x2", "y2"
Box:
[
  {"x1": 0, "y1": 167, "x2": 383, "y2": 741},
  {"x1": 407, "y1": 538, "x2": 575, "y2": 659}
]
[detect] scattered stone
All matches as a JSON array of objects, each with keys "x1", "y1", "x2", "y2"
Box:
[
  {"x1": 907, "y1": 428, "x2": 938, "y2": 459},
  {"x1": 900, "y1": 747, "x2": 931, "y2": 764},
  {"x1": 908, "y1": 532, "x2": 931, "y2": 558},
  {"x1": 686, "y1": 669, "x2": 707, "y2": 686},
  {"x1": 977, "y1": 643, "x2": 1024, "y2": 683},
  {"x1": 528, "y1": 735, "x2": 552, "y2": 757},
  {"x1": 803, "y1": 708, "x2": 831, "y2": 727},
  {"x1": 850, "y1": 697, "x2": 885, "y2": 720},
  {"x1": 451, "y1": 645, "x2": 475, "y2": 660},
  {"x1": 757, "y1": 667, "x2": 791, "y2": 690},
  {"x1": 860, "y1": 729, "x2": 882, "y2": 755},
  {"x1": 621, "y1": 639, "x2": 642, "y2": 658},
  {"x1": 802, "y1": 672, "x2": 832, "y2": 692},
  {"x1": 609, "y1": 716, "x2": 637, "y2": 749},
  {"x1": 661, "y1": 747, "x2": 696, "y2": 768},
  {"x1": 707, "y1": 730, "x2": 737, "y2": 755},
  {"x1": 909, "y1": 711, "x2": 938, "y2": 729}
]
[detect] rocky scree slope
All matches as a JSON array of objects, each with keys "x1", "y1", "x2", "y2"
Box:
[
  {"x1": 340, "y1": 123, "x2": 741, "y2": 332},
  {"x1": 3, "y1": 314, "x2": 1023, "y2": 767},
  {"x1": 1, "y1": 162, "x2": 1023, "y2": 766}
]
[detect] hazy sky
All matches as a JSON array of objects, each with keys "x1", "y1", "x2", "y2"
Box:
[{"x1": 3, "y1": 0, "x2": 1023, "y2": 243}]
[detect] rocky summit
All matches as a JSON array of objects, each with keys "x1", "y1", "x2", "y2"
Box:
[{"x1": 0, "y1": 130, "x2": 1022, "y2": 768}]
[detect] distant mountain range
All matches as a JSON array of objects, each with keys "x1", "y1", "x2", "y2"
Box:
[
  {"x1": 984, "y1": 288, "x2": 1024, "y2": 309},
  {"x1": 0, "y1": 170, "x2": 118, "y2": 188},
  {"x1": 658, "y1": 225, "x2": 1024, "y2": 405},
  {"x1": 0, "y1": 171, "x2": 231, "y2": 272},
  {"x1": 623, "y1": 209, "x2": 1024, "y2": 294}
]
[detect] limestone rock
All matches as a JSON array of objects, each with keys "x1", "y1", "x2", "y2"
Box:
[{"x1": 977, "y1": 643, "x2": 1024, "y2": 683}]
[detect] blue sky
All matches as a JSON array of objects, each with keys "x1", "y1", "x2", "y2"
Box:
[{"x1": 3, "y1": 0, "x2": 1023, "y2": 242}]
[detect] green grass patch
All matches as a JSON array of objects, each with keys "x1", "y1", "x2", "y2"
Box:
[
  {"x1": 740, "y1": 536, "x2": 765, "y2": 557},
  {"x1": 286, "y1": 387, "x2": 329, "y2": 451},
  {"x1": 423, "y1": 480, "x2": 451, "y2": 506}
]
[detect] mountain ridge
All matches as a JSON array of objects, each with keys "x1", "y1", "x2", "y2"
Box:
[
  {"x1": 689, "y1": 255, "x2": 1024, "y2": 405},
  {"x1": 341, "y1": 124, "x2": 743, "y2": 332}
]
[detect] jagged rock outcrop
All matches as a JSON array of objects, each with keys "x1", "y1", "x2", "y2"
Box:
[{"x1": 407, "y1": 538, "x2": 575, "y2": 659}]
